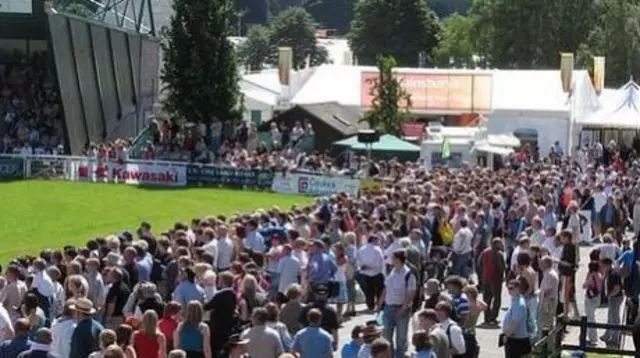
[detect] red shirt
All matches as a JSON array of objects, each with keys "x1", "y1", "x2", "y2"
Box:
[
  {"x1": 480, "y1": 248, "x2": 504, "y2": 283},
  {"x1": 133, "y1": 331, "x2": 161, "y2": 358},
  {"x1": 158, "y1": 317, "x2": 178, "y2": 347}
]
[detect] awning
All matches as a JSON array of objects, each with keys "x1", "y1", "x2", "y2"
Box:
[
  {"x1": 486, "y1": 134, "x2": 521, "y2": 147},
  {"x1": 471, "y1": 142, "x2": 514, "y2": 156}
]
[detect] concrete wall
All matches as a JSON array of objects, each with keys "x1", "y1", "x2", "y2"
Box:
[{"x1": 47, "y1": 12, "x2": 160, "y2": 154}]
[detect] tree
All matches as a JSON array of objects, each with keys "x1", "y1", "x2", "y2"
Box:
[
  {"x1": 304, "y1": 0, "x2": 355, "y2": 35},
  {"x1": 348, "y1": 0, "x2": 441, "y2": 67},
  {"x1": 469, "y1": 0, "x2": 594, "y2": 68},
  {"x1": 582, "y1": 0, "x2": 640, "y2": 87},
  {"x1": 161, "y1": 0, "x2": 242, "y2": 125},
  {"x1": 361, "y1": 55, "x2": 413, "y2": 135},
  {"x1": 431, "y1": 13, "x2": 477, "y2": 67},
  {"x1": 237, "y1": 25, "x2": 272, "y2": 71},
  {"x1": 267, "y1": 6, "x2": 328, "y2": 69}
]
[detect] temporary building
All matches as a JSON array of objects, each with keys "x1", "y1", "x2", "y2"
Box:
[{"x1": 578, "y1": 81, "x2": 640, "y2": 129}]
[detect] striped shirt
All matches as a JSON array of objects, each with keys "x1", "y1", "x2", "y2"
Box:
[{"x1": 452, "y1": 293, "x2": 470, "y2": 318}]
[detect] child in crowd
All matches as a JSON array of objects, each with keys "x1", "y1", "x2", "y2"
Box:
[
  {"x1": 412, "y1": 330, "x2": 435, "y2": 358},
  {"x1": 168, "y1": 349, "x2": 186, "y2": 358},
  {"x1": 341, "y1": 325, "x2": 364, "y2": 358}
]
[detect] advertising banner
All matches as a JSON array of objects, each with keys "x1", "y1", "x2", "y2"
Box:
[
  {"x1": 0, "y1": 0, "x2": 32, "y2": 14},
  {"x1": 360, "y1": 72, "x2": 493, "y2": 112},
  {"x1": 186, "y1": 164, "x2": 274, "y2": 189},
  {"x1": 271, "y1": 173, "x2": 360, "y2": 197},
  {"x1": 73, "y1": 161, "x2": 186, "y2": 186},
  {"x1": 0, "y1": 157, "x2": 23, "y2": 179}
]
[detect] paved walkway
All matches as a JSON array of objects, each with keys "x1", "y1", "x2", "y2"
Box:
[{"x1": 333, "y1": 247, "x2": 635, "y2": 357}]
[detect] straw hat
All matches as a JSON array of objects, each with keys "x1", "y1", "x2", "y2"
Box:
[{"x1": 70, "y1": 297, "x2": 96, "y2": 315}]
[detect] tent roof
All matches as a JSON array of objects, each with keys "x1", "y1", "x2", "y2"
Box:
[
  {"x1": 578, "y1": 81, "x2": 640, "y2": 129},
  {"x1": 334, "y1": 134, "x2": 420, "y2": 152}
]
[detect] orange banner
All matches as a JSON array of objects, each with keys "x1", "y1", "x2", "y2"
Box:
[{"x1": 360, "y1": 72, "x2": 492, "y2": 112}]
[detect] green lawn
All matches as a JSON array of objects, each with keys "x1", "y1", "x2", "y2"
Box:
[{"x1": 0, "y1": 181, "x2": 311, "y2": 264}]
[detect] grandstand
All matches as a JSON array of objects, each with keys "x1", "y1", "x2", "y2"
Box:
[{"x1": 0, "y1": 0, "x2": 160, "y2": 155}]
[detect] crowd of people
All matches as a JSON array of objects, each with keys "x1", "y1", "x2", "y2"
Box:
[
  {"x1": 3, "y1": 128, "x2": 640, "y2": 358},
  {"x1": 0, "y1": 51, "x2": 66, "y2": 156}
]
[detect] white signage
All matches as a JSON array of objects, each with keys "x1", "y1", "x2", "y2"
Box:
[
  {"x1": 271, "y1": 173, "x2": 360, "y2": 197},
  {"x1": 0, "y1": 0, "x2": 32, "y2": 14}
]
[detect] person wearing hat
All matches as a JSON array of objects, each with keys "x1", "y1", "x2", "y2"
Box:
[
  {"x1": 356, "y1": 321, "x2": 382, "y2": 358},
  {"x1": 17, "y1": 327, "x2": 54, "y2": 358},
  {"x1": 69, "y1": 298, "x2": 103, "y2": 358}
]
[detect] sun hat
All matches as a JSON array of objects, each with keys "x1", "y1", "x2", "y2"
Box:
[{"x1": 70, "y1": 297, "x2": 96, "y2": 315}]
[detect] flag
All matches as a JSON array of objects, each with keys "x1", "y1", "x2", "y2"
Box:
[{"x1": 441, "y1": 136, "x2": 451, "y2": 159}]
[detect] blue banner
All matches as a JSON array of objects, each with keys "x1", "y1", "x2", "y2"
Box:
[
  {"x1": 186, "y1": 164, "x2": 274, "y2": 189},
  {"x1": 0, "y1": 157, "x2": 24, "y2": 179}
]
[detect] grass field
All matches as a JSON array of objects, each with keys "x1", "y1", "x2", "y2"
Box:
[{"x1": 0, "y1": 181, "x2": 311, "y2": 264}]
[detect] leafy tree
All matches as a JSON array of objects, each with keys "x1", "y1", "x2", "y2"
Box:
[
  {"x1": 161, "y1": 0, "x2": 242, "y2": 125},
  {"x1": 267, "y1": 6, "x2": 328, "y2": 69},
  {"x1": 361, "y1": 55, "x2": 413, "y2": 135},
  {"x1": 349, "y1": 0, "x2": 441, "y2": 67},
  {"x1": 582, "y1": 0, "x2": 640, "y2": 87},
  {"x1": 237, "y1": 25, "x2": 272, "y2": 71},
  {"x1": 431, "y1": 13, "x2": 477, "y2": 67},
  {"x1": 65, "y1": 2, "x2": 94, "y2": 17},
  {"x1": 304, "y1": 0, "x2": 355, "y2": 35},
  {"x1": 470, "y1": 0, "x2": 594, "y2": 68}
]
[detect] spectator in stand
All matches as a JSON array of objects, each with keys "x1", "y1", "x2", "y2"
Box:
[{"x1": 0, "y1": 51, "x2": 65, "y2": 155}]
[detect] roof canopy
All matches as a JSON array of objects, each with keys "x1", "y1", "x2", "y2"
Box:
[
  {"x1": 578, "y1": 81, "x2": 640, "y2": 129},
  {"x1": 333, "y1": 134, "x2": 420, "y2": 152}
]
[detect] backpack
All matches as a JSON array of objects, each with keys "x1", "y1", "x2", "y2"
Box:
[
  {"x1": 445, "y1": 323, "x2": 469, "y2": 358},
  {"x1": 404, "y1": 263, "x2": 422, "y2": 313},
  {"x1": 438, "y1": 221, "x2": 454, "y2": 245}
]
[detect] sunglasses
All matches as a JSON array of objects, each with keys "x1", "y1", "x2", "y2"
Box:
[{"x1": 507, "y1": 286, "x2": 516, "y2": 290}]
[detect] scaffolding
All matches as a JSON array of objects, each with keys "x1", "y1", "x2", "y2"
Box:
[{"x1": 55, "y1": 0, "x2": 156, "y2": 36}]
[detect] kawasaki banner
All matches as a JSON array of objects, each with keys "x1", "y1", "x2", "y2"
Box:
[
  {"x1": 0, "y1": 157, "x2": 24, "y2": 179},
  {"x1": 186, "y1": 164, "x2": 274, "y2": 189},
  {"x1": 69, "y1": 160, "x2": 187, "y2": 186}
]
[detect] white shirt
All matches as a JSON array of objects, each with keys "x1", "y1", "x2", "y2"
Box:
[
  {"x1": 0, "y1": 304, "x2": 12, "y2": 341},
  {"x1": 33, "y1": 270, "x2": 55, "y2": 298},
  {"x1": 50, "y1": 316, "x2": 76, "y2": 358},
  {"x1": 384, "y1": 239, "x2": 402, "y2": 265},
  {"x1": 357, "y1": 243, "x2": 385, "y2": 277},
  {"x1": 384, "y1": 265, "x2": 416, "y2": 305},
  {"x1": 216, "y1": 237, "x2": 234, "y2": 270},
  {"x1": 594, "y1": 191, "x2": 607, "y2": 212},
  {"x1": 452, "y1": 227, "x2": 473, "y2": 255},
  {"x1": 440, "y1": 318, "x2": 466, "y2": 355},
  {"x1": 202, "y1": 240, "x2": 219, "y2": 269},
  {"x1": 510, "y1": 246, "x2": 523, "y2": 270}
]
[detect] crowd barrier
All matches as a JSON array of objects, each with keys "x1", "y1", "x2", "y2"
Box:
[{"x1": 0, "y1": 155, "x2": 362, "y2": 197}]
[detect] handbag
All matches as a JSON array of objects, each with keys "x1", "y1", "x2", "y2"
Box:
[{"x1": 327, "y1": 281, "x2": 340, "y2": 298}]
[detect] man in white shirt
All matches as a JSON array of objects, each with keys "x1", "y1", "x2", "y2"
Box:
[
  {"x1": 32, "y1": 259, "x2": 55, "y2": 299},
  {"x1": 539, "y1": 256, "x2": 559, "y2": 336},
  {"x1": 435, "y1": 301, "x2": 466, "y2": 356},
  {"x1": 202, "y1": 228, "x2": 219, "y2": 269},
  {"x1": 356, "y1": 235, "x2": 385, "y2": 311},
  {"x1": 451, "y1": 218, "x2": 473, "y2": 279},
  {"x1": 378, "y1": 249, "x2": 416, "y2": 358},
  {"x1": 50, "y1": 300, "x2": 77, "y2": 358},
  {"x1": 0, "y1": 303, "x2": 13, "y2": 341},
  {"x1": 216, "y1": 225, "x2": 234, "y2": 272}
]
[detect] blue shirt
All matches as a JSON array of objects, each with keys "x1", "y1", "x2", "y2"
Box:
[
  {"x1": 452, "y1": 293, "x2": 470, "y2": 317},
  {"x1": 136, "y1": 253, "x2": 153, "y2": 281},
  {"x1": 308, "y1": 252, "x2": 337, "y2": 284},
  {"x1": 277, "y1": 254, "x2": 301, "y2": 292},
  {"x1": 543, "y1": 212, "x2": 557, "y2": 229},
  {"x1": 292, "y1": 326, "x2": 333, "y2": 358},
  {"x1": 413, "y1": 350, "x2": 435, "y2": 358},
  {"x1": 502, "y1": 295, "x2": 528, "y2": 338},
  {"x1": 0, "y1": 335, "x2": 31, "y2": 358},
  {"x1": 341, "y1": 339, "x2": 361, "y2": 358},
  {"x1": 244, "y1": 231, "x2": 266, "y2": 253},
  {"x1": 173, "y1": 281, "x2": 205, "y2": 306}
]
